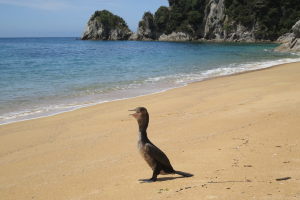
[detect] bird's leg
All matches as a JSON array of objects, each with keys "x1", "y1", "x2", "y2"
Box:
[
  {"x1": 138, "y1": 166, "x2": 161, "y2": 183},
  {"x1": 149, "y1": 166, "x2": 161, "y2": 182}
]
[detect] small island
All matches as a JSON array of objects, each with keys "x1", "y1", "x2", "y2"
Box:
[{"x1": 82, "y1": 10, "x2": 132, "y2": 40}]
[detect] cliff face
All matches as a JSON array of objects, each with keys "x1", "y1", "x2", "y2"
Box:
[
  {"x1": 293, "y1": 21, "x2": 300, "y2": 38},
  {"x1": 203, "y1": 0, "x2": 226, "y2": 40},
  {"x1": 275, "y1": 20, "x2": 300, "y2": 52},
  {"x1": 82, "y1": 10, "x2": 132, "y2": 40},
  {"x1": 203, "y1": 0, "x2": 259, "y2": 42}
]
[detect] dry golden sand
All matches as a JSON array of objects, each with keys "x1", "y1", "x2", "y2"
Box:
[{"x1": 1, "y1": 62, "x2": 300, "y2": 200}]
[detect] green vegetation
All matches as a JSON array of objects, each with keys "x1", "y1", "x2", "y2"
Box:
[
  {"x1": 224, "y1": 0, "x2": 300, "y2": 40},
  {"x1": 154, "y1": 0, "x2": 206, "y2": 37},
  {"x1": 148, "y1": 0, "x2": 300, "y2": 40},
  {"x1": 154, "y1": 6, "x2": 170, "y2": 33},
  {"x1": 139, "y1": 12, "x2": 156, "y2": 31},
  {"x1": 91, "y1": 10, "x2": 129, "y2": 30},
  {"x1": 139, "y1": 12, "x2": 157, "y2": 39}
]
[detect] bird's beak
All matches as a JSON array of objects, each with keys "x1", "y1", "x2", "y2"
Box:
[{"x1": 129, "y1": 109, "x2": 137, "y2": 117}]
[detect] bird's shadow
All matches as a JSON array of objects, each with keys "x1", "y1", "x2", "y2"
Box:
[{"x1": 138, "y1": 176, "x2": 188, "y2": 183}]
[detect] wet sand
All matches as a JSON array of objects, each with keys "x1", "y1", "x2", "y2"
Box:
[{"x1": 0, "y1": 62, "x2": 300, "y2": 200}]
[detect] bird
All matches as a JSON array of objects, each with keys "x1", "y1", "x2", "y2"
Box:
[{"x1": 129, "y1": 107, "x2": 193, "y2": 182}]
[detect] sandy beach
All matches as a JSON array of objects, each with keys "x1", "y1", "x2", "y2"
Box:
[{"x1": 0, "y1": 62, "x2": 300, "y2": 200}]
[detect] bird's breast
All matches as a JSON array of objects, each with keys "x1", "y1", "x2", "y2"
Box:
[{"x1": 137, "y1": 140, "x2": 156, "y2": 170}]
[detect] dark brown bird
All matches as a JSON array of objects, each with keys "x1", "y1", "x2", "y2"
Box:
[{"x1": 129, "y1": 107, "x2": 193, "y2": 182}]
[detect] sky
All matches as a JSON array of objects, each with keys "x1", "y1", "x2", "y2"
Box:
[{"x1": 0, "y1": 0, "x2": 168, "y2": 37}]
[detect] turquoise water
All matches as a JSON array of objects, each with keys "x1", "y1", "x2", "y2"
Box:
[{"x1": 0, "y1": 37, "x2": 299, "y2": 124}]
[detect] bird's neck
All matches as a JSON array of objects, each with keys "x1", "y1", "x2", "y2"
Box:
[
  {"x1": 137, "y1": 117, "x2": 148, "y2": 132},
  {"x1": 138, "y1": 120, "x2": 148, "y2": 141},
  {"x1": 138, "y1": 130, "x2": 148, "y2": 142}
]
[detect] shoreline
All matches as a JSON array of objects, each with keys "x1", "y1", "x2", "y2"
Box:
[
  {"x1": 1, "y1": 58, "x2": 300, "y2": 126},
  {"x1": 1, "y1": 61, "x2": 300, "y2": 199}
]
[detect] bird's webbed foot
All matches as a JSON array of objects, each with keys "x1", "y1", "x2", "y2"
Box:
[{"x1": 138, "y1": 177, "x2": 156, "y2": 183}]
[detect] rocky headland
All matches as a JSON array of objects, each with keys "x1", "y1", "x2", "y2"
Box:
[
  {"x1": 275, "y1": 20, "x2": 300, "y2": 52},
  {"x1": 82, "y1": 0, "x2": 300, "y2": 48}
]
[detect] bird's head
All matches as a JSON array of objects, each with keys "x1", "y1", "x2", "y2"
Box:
[
  {"x1": 129, "y1": 107, "x2": 149, "y2": 130},
  {"x1": 129, "y1": 107, "x2": 149, "y2": 120}
]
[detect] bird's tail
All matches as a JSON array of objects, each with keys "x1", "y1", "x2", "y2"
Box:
[{"x1": 174, "y1": 170, "x2": 193, "y2": 177}]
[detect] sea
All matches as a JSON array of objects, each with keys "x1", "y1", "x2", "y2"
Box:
[{"x1": 0, "y1": 37, "x2": 299, "y2": 125}]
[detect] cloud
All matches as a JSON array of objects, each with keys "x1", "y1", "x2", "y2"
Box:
[{"x1": 0, "y1": 0, "x2": 73, "y2": 10}]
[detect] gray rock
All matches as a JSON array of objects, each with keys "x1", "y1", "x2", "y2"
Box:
[
  {"x1": 275, "y1": 20, "x2": 300, "y2": 52},
  {"x1": 129, "y1": 32, "x2": 138, "y2": 40},
  {"x1": 292, "y1": 20, "x2": 300, "y2": 38},
  {"x1": 276, "y1": 33, "x2": 295, "y2": 43},
  {"x1": 158, "y1": 32, "x2": 191, "y2": 41},
  {"x1": 228, "y1": 23, "x2": 256, "y2": 42},
  {"x1": 203, "y1": 0, "x2": 226, "y2": 40},
  {"x1": 275, "y1": 38, "x2": 300, "y2": 52}
]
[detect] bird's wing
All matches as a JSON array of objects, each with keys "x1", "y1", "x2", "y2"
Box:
[{"x1": 145, "y1": 143, "x2": 174, "y2": 170}]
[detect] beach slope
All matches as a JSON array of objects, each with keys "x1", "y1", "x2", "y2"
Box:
[{"x1": 0, "y1": 62, "x2": 300, "y2": 199}]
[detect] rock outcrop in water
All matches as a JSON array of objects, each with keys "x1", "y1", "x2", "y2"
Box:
[
  {"x1": 82, "y1": 10, "x2": 132, "y2": 40},
  {"x1": 275, "y1": 20, "x2": 300, "y2": 52}
]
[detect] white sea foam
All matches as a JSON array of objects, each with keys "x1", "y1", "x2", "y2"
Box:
[
  {"x1": 174, "y1": 58, "x2": 300, "y2": 84},
  {"x1": 142, "y1": 58, "x2": 300, "y2": 86},
  {"x1": 1, "y1": 57, "x2": 300, "y2": 126}
]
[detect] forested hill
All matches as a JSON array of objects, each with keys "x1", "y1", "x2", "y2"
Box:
[
  {"x1": 82, "y1": 0, "x2": 300, "y2": 42},
  {"x1": 137, "y1": 0, "x2": 300, "y2": 41}
]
